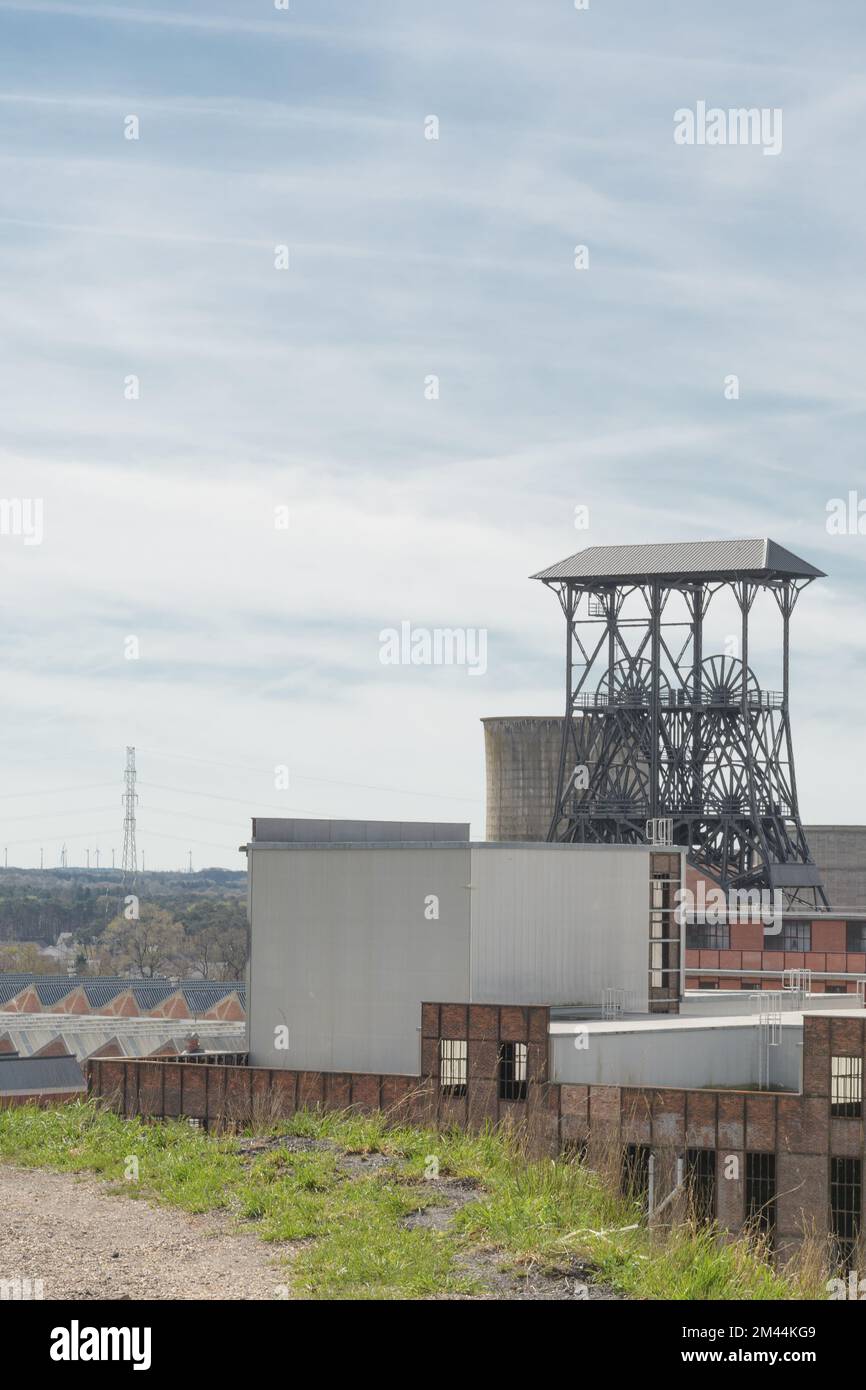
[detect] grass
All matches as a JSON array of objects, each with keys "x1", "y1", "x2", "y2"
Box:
[{"x1": 0, "y1": 1101, "x2": 832, "y2": 1301}]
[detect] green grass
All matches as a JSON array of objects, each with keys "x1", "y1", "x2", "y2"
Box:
[{"x1": 0, "y1": 1101, "x2": 828, "y2": 1300}]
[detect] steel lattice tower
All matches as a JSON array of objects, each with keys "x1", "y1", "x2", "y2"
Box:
[
  {"x1": 121, "y1": 745, "x2": 138, "y2": 882},
  {"x1": 533, "y1": 539, "x2": 829, "y2": 910}
]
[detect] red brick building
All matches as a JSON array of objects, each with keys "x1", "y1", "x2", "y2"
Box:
[
  {"x1": 89, "y1": 999, "x2": 866, "y2": 1265},
  {"x1": 683, "y1": 869, "x2": 866, "y2": 995}
]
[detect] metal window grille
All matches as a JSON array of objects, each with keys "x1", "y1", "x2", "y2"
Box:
[
  {"x1": 686, "y1": 922, "x2": 731, "y2": 950},
  {"x1": 745, "y1": 1152, "x2": 776, "y2": 1237},
  {"x1": 685, "y1": 1149, "x2": 716, "y2": 1225},
  {"x1": 439, "y1": 1039, "x2": 467, "y2": 1097},
  {"x1": 830, "y1": 1156, "x2": 862, "y2": 1267},
  {"x1": 831, "y1": 1057, "x2": 863, "y2": 1119},
  {"x1": 846, "y1": 921, "x2": 866, "y2": 953},
  {"x1": 497, "y1": 1041, "x2": 528, "y2": 1101},
  {"x1": 764, "y1": 920, "x2": 811, "y2": 952}
]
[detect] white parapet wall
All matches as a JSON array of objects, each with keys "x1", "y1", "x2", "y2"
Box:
[
  {"x1": 680, "y1": 990, "x2": 859, "y2": 1017},
  {"x1": 550, "y1": 1013, "x2": 805, "y2": 1091}
]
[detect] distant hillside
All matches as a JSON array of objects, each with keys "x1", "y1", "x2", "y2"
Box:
[{"x1": 0, "y1": 867, "x2": 246, "y2": 946}]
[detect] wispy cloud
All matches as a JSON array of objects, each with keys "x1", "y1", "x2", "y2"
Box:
[{"x1": 0, "y1": 0, "x2": 863, "y2": 863}]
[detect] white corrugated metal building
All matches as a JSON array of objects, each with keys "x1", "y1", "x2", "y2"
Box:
[{"x1": 245, "y1": 818, "x2": 675, "y2": 1075}]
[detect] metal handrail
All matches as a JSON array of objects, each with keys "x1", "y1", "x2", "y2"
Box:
[
  {"x1": 572, "y1": 689, "x2": 783, "y2": 710},
  {"x1": 686, "y1": 965, "x2": 866, "y2": 982}
]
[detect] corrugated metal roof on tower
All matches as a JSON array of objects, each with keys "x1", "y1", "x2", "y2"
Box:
[{"x1": 531, "y1": 538, "x2": 825, "y2": 582}]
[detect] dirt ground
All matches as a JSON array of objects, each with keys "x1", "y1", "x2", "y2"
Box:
[
  {"x1": 0, "y1": 1163, "x2": 292, "y2": 1301},
  {"x1": 0, "y1": 1160, "x2": 619, "y2": 1300}
]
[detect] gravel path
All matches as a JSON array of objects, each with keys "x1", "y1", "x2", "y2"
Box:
[
  {"x1": 0, "y1": 1164, "x2": 293, "y2": 1301},
  {"x1": 0, "y1": 1160, "x2": 621, "y2": 1300}
]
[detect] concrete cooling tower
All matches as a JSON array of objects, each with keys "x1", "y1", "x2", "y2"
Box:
[
  {"x1": 482, "y1": 716, "x2": 567, "y2": 841},
  {"x1": 483, "y1": 716, "x2": 641, "y2": 842}
]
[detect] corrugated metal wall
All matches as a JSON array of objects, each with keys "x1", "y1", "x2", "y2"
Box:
[
  {"x1": 249, "y1": 841, "x2": 658, "y2": 1075},
  {"x1": 469, "y1": 845, "x2": 650, "y2": 1010},
  {"x1": 249, "y1": 845, "x2": 471, "y2": 1075}
]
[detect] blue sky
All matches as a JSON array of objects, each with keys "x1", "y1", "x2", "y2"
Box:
[{"x1": 0, "y1": 0, "x2": 864, "y2": 868}]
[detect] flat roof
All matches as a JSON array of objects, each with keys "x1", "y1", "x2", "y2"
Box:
[
  {"x1": 246, "y1": 838, "x2": 673, "y2": 852},
  {"x1": 550, "y1": 1006, "x2": 865, "y2": 1037}
]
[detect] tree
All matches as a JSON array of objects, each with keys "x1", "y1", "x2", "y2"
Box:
[
  {"x1": 0, "y1": 942, "x2": 63, "y2": 974},
  {"x1": 179, "y1": 899, "x2": 248, "y2": 979},
  {"x1": 213, "y1": 924, "x2": 248, "y2": 980},
  {"x1": 103, "y1": 904, "x2": 185, "y2": 979}
]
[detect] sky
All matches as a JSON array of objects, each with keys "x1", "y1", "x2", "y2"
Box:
[{"x1": 0, "y1": 0, "x2": 865, "y2": 869}]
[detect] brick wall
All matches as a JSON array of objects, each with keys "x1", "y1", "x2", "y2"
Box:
[
  {"x1": 422, "y1": 1002, "x2": 555, "y2": 1150},
  {"x1": 0, "y1": 1090, "x2": 83, "y2": 1109},
  {"x1": 89, "y1": 1002, "x2": 552, "y2": 1136},
  {"x1": 87, "y1": 1005, "x2": 866, "y2": 1260},
  {"x1": 685, "y1": 917, "x2": 865, "y2": 991},
  {"x1": 682, "y1": 876, "x2": 866, "y2": 991},
  {"x1": 88, "y1": 1056, "x2": 436, "y2": 1128},
  {"x1": 551, "y1": 1014, "x2": 866, "y2": 1260}
]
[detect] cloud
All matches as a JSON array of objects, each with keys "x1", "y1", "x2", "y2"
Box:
[{"x1": 0, "y1": 0, "x2": 863, "y2": 862}]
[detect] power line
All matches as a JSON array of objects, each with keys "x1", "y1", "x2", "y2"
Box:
[
  {"x1": 0, "y1": 782, "x2": 118, "y2": 801},
  {"x1": 0, "y1": 827, "x2": 240, "y2": 854},
  {"x1": 0, "y1": 740, "x2": 480, "y2": 869},
  {"x1": 137, "y1": 746, "x2": 479, "y2": 802},
  {"x1": 139, "y1": 781, "x2": 339, "y2": 813},
  {"x1": 144, "y1": 803, "x2": 260, "y2": 830},
  {"x1": 1, "y1": 828, "x2": 120, "y2": 848},
  {"x1": 131, "y1": 827, "x2": 241, "y2": 854},
  {"x1": 0, "y1": 805, "x2": 118, "y2": 824}
]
